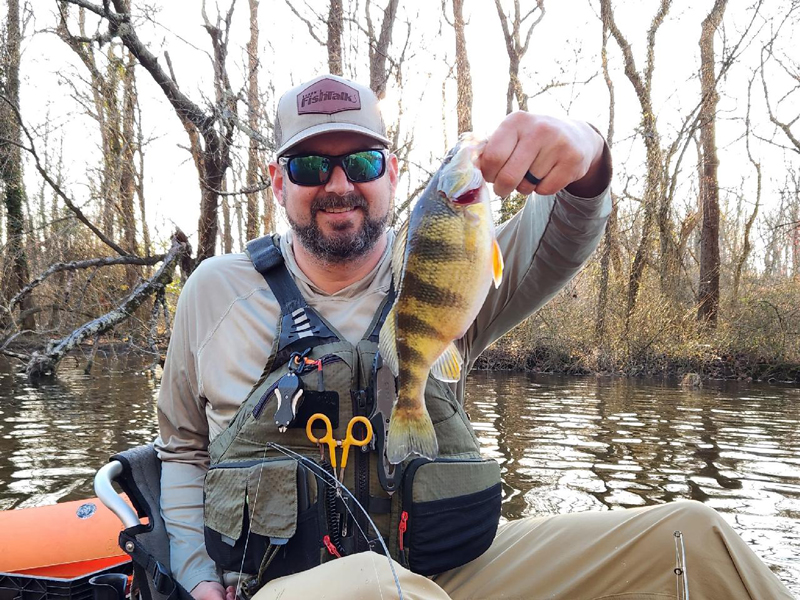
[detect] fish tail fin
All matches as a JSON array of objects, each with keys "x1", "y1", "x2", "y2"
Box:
[{"x1": 387, "y1": 405, "x2": 438, "y2": 464}]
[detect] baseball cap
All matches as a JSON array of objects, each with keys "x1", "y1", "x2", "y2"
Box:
[{"x1": 274, "y1": 74, "x2": 391, "y2": 158}]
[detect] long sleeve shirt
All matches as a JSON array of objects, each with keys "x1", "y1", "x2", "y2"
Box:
[{"x1": 154, "y1": 185, "x2": 612, "y2": 591}]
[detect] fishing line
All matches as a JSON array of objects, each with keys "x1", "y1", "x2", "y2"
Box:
[
  {"x1": 234, "y1": 439, "x2": 272, "y2": 600},
  {"x1": 266, "y1": 442, "x2": 405, "y2": 600}
]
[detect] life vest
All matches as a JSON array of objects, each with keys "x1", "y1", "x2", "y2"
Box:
[{"x1": 202, "y1": 234, "x2": 502, "y2": 591}]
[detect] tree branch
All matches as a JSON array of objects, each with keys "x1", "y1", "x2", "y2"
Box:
[
  {"x1": 0, "y1": 94, "x2": 131, "y2": 256},
  {"x1": 25, "y1": 233, "x2": 189, "y2": 379},
  {"x1": 7, "y1": 254, "x2": 166, "y2": 311}
]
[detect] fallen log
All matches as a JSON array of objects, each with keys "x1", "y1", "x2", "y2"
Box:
[{"x1": 25, "y1": 234, "x2": 189, "y2": 380}]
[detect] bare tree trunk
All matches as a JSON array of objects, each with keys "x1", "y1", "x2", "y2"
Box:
[
  {"x1": 221, "y1": 178, "x2": 233, "y2": 254},
  {"x1": 452, "y1": 0, "x2": 473, "y2": 134},
  {"x1": 245, "y1": 0, "x2": 262, "y2": 240},
  {"x1": 135, "y1": 92, "x2": 151, "y2": 258},
  {"x1": 367, "y1": 0, "x2": 400, "y2": 99},
  {"x1": 119, "y1": 48, "x2": 138, "y2": 254},
  {"x1": 696, "y1": 0, "x2": 727, "y2": 326},
  {"x1": 494, "y1": 0, "x2": 545, "y2": 114},
  {"x1": 1, "y1": 0, "x2": 35, "y2": 330},
  {"x1": 595, "y1": 17, "x2": 616, "y2": 343},
  {"x1": 328, "y1": 0, "x2": 344, "y2": 75},
  {"x1": 601, "y1": 0, "x2": 671, "y2": 327}
]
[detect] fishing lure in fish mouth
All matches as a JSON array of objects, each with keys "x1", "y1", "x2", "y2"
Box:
[{"x1": 379, "y1": 133, "x2": 504, "y2": 465}]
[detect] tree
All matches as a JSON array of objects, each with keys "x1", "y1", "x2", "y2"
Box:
[
  {"x1": 245, "y1": 0, "x2": 266, "y2": 241},
  {"x1": 366, "y1": 0, "x2": 400, "y2": 100},
  {"x1": 442, "y1": 0, "x2": 473, "y2": 134},
  {"x1": 600, "y1": 0, "x2": 671, "y2": 326},
  {"x1": 696, "y1": 0, "x2": 728, "y2": 326},
  {"x1": 0, "y1": 0, "x2": 35, "y2": 330},
  {"x1": 60, "y1": 0, "x2": 238, "y2": 265},
  {"x1": 494, "y1": 0, "x2": 545, "y2": 114},
  {"x1": 285, "y1": 0, "x2": 344, "y2": 76}
]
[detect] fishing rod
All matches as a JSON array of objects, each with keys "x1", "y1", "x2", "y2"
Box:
[{"x1": 235, "y1": 441, "x2": 405, "y2": 600}]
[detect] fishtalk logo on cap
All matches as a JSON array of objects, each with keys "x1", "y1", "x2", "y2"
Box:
[
  {"x1": 274, "y1": 74, "x2": 390, "y2": 157},
  {"x1": 298, "y1": 79, "x2": 361, "y2": 115}
]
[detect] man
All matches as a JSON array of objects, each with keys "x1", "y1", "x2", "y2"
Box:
[{"x1": 155, "y1": 75, "x2": 792, "y2": 600}]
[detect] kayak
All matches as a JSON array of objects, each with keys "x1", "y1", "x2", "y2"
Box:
[{"x1": 0, "y1": 496, "x2": 132, "y2": 596}]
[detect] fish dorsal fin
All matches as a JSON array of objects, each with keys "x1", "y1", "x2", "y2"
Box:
[
  {"x1": 430, "y1": 342, "x2": 463, "y2": 383},
  {"x1": 378, "y1": 304, "x2": 399, "y2": 377},
  {"x1": 392, "y1": 218, "x2": 409, "y2": 292},
  {"x1": 492, "y1": 238, "x2": 504, "y2": 289}
]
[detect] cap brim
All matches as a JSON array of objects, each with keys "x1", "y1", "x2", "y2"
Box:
[{"x1": 277, "y1": 123, "x2": 391, "y2": 157}]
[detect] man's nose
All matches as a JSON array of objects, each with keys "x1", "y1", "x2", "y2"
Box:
[{"x1": 324, "y1": 165, "x2": 354, "y2": 195}]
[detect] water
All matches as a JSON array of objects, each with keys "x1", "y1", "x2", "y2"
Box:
[{"x1": 1, "y1": 356, "x2": 798, "y2": 592}]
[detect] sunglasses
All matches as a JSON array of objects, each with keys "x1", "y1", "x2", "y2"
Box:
[{"x1": 279, "y1": 149, "x2": 387, "y2": 186}]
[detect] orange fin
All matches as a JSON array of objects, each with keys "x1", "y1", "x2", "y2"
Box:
[
  {"x1": 492, "y1": 238, "x2": 504, "y2": 289},
  {"x1": 430, "y1": 342, "x2": 462, "y2": 382}
]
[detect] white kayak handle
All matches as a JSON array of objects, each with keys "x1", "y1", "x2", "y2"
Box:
[{"x1": 95, "y1": 460, "x2": 141, "y2": 528}]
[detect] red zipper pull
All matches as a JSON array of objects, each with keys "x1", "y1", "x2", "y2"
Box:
[
  {"x1": 398, "y1": 511, "x2": 408, "y2": 552},
  {"x1": 323, "y1": 535, "x2": 342, "y2": 558}
]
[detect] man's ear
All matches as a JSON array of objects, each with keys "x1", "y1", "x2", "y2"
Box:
[
  {"x1": 269, "y1": 162, "x2": 286, "y2": 207},
  {"x1": 387, "y1": 153, "x2": 399, "y2": 196}
]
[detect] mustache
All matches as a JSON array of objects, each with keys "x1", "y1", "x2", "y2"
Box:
[{"x1": 311, "y1": 193, "x2": 368, "y2": 214}]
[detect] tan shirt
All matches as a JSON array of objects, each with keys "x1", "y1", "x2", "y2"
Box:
[{"x1": 155, "y1": 187, "x2": 612, "y2": 591}]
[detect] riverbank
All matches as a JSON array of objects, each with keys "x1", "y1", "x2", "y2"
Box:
[{"x1": 474, "y1": 343, "x2": 800, "y2": 383}]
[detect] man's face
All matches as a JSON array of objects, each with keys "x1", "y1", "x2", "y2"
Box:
[{"x1": 270, "y1": 131, "x2": 398, "y2": 264}]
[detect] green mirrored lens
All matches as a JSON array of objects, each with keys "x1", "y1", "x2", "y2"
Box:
[
  {"x1": 289, "y1": 155, "x2": 330, "y2": 185},
  {"x1": 343, "y1": 150, "x2": 384, "y2": 182}
]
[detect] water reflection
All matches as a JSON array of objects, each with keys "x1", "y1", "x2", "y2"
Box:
[
  {"x1": 0, "y1": 358, "x2": 798, "y2": 592},
  {"x1": 464, "y1": 372, "x2": 800, "y2": 592},
  {"x1": 0, "y1": 355, "x2": 159, "y2": 510}
]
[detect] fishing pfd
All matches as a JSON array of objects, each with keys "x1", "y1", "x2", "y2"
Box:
[{"x1": 202, "y1": 235, "x2": 502, "y2": 592}]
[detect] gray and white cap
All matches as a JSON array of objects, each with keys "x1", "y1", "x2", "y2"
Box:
[{"x1": 274, "y1": 74, "x2": 390, "y2": 158}]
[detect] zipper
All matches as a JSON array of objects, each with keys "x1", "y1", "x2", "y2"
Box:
[
  {"x1": 352, "y1": 354, "x2": 370, "y2": 553},
  {"x1": 398, "y1": 510, "x2": 408, "y2": 552},
  {"x1": 323, "y1": 534, "x2": 342, "y2": 558},
  {"x1": 397, "y1": 457, "x2": 488, "y2": 562}
]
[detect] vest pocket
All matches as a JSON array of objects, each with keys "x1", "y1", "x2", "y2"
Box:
[
  {"x1": 396, "y1": 458, "x2": 502, "y2": 576},
  {"x1": 204, "y1": 458, "x2": 322, "y2": 580}
]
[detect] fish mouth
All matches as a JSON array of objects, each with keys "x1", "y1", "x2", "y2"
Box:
[{"x1": 449, "y1": 187, "x2": 482, "y2": 205}]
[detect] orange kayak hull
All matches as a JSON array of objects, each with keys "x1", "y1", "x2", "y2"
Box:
[{"x1": 0, "y1": 497, "x2": 132, "y2": 577}]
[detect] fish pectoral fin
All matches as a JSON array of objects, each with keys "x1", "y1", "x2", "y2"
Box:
[
  {"x1": 430, "y1": 342, "x2": 463, "y2": 383},
  {"x1": 378, "y1": 305, "x2": 400, "y2": 377},
  {"x1": 492, "y1": 238, "x2": 504, "y2": 289}
]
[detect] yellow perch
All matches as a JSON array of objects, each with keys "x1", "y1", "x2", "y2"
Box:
[{"x1": 379, "y1": 133, "x2": 504, "y2": 464}]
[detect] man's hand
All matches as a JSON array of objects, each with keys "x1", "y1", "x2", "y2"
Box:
[
  {"x1": 479, "y1": 111, "x2": 611, "y2": 199},
  {"x1": 191, "y1": 581, "x2": 237, "y2": 600}
]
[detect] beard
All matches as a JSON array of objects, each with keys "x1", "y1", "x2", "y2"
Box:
[{"x1": 286, "y1": 192, "x2": 390, "y2": 263}]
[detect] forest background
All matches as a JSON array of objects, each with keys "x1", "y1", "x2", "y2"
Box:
[{"x1": 0, "y1": 0, "x2": 799, "y2": 382}]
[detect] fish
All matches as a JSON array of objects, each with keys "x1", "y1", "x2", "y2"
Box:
[{"x1": 379, "y1": 133, "x2": 504, "y2": 464}]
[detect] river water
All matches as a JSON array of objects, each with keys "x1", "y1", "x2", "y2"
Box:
[{"x1": 0, "y1": 356, "x2": 798, "y2": 593}]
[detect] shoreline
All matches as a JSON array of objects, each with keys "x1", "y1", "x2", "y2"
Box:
[
  {"x1": 473, "y1": 345, "x2": 800, "y2": 384},
  {"x1": 3, "y1": 339, "x2": 800, "y2": 384}
]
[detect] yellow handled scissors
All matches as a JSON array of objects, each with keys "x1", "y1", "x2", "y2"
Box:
[{"x1": 306, "y1": 413, "x2": 373, "y2": 482}]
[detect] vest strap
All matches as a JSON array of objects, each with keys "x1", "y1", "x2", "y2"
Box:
[{"x1": 246, "y1": 235, "x2": 339, "y2": 354}]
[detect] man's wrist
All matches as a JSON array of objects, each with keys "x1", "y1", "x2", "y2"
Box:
[{"x1": 565, "y1": 124, "x2": 613, "y2": 199}]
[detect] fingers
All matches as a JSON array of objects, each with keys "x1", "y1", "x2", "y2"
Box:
[{"x1": 478, "y1": 112, "x2": 601, "y2": 198}]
